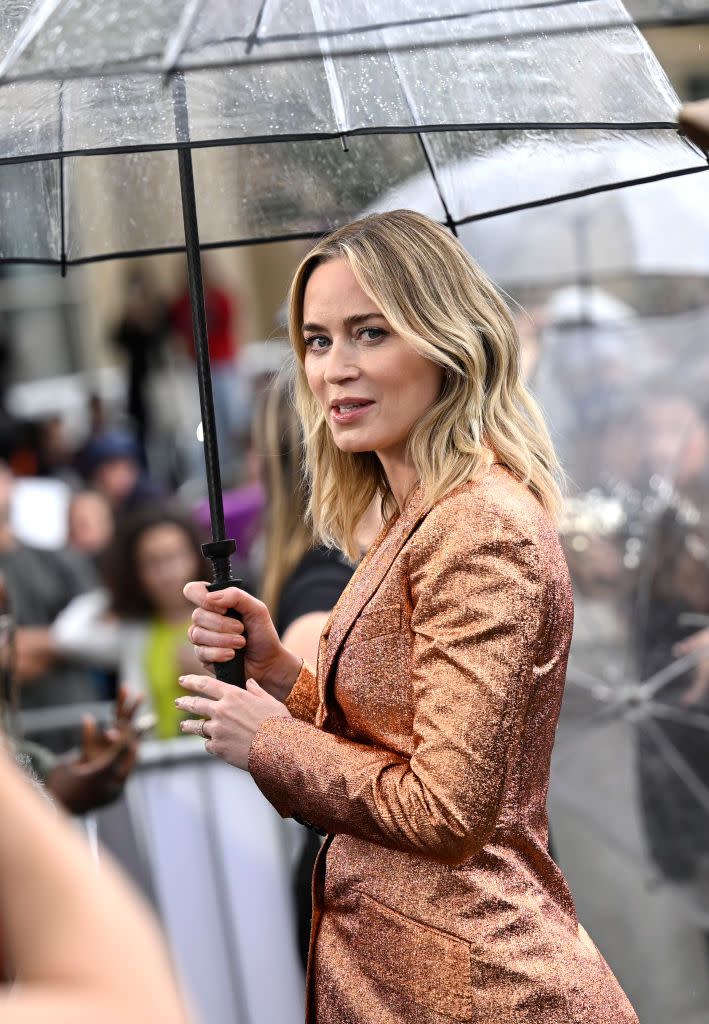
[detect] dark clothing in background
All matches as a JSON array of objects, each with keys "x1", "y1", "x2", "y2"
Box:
[
  {"x1": 635, "y1": 596, "x2": 709, "y2": 882},
  {"x1": 275, "y1": 545, "x2": 354, "y2": 970},
  {"x1": 113, "y1": 316, "x2": 166, "y2": 445},
  {"x1": 276, "y1": 546, "x2": 354, "y2": 636},
  {"x1": 0, "y1": 544, "x2": 98, "y2": 753}
]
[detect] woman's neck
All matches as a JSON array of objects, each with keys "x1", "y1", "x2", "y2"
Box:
[{"x1": 376, "y1": 448, "x2": 419, "y2": 510}]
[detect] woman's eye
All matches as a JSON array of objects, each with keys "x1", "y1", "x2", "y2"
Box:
[
  {"x1": 304, "y1": 335, "x2": 330, "y2": 351},
  {"x1": 359, "y1": 327, "x2": 386, "y2": 342}
]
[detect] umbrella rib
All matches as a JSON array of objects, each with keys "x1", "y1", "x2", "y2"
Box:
[
  {"x1": 0, "y1": 0, "x2": 68, "y2": 82},
  {"x1": 564, "y1": 665, "x2": 618, "y2": 699},
  {"x1": 309, "y1": 0, "x2": 349, "y2": 140},
  {"x1": 453, "y1": 163, "x2": 709, "y2": 225},
  {"x1": 245, "y1": 0, "x2": 269, "y2": 56},
  {"x1": 645, "y1": 701, "x2": 709, "y2": 734},
  {"x1": 636, "y1": 646, "x2": 709, "y2": 701},
  {"x1": 162, "y1": 0, "x2": 208, "y2": 76},
  {"x1": 640, "y1": 717, "x2": 709, "y2": 818},
  {"x1": 384, "y1": 40, "x2": 458, "y2": 233}
]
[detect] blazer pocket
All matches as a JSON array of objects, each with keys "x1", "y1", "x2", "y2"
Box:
[
  {"x1": 348, "y1": 603, "x2": 402, "y2": 644},
  {"x1": 356, "y1": 890, "x2": 472, "y2": 1022}
]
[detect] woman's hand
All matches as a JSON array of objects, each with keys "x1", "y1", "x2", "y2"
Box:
[
  {"x1": 184, "y1": 582, "x2": 302, "y2": 702},
  {"x1": 176, "y1": 675, "x2": 291, "y2": 770}
]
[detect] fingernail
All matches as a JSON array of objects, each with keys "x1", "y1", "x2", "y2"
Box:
[
  {"x1": 174, "y1": 698, "x2": 184, "y2": 707},
  {"x1": 178, "y1": 675, "x2": 186, "y2": 682}
]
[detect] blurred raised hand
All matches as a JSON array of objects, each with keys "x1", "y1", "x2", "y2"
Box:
[{"x1": 47, "y1": 685, "x2": 143, "y2": 814}]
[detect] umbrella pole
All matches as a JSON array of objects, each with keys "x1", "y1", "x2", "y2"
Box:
[{"x1": 176, "y1": 141, "x2": 247, "y2": 689}]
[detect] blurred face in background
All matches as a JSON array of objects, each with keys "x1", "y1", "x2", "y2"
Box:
[
  {"x1": 68, "y1": 491, "x2": 114, "y2": 555},
  {"x1": 642, "y1": 397, "x2": 709, "y2": 489},
  {"x1": 134, "y1": 524, "x2": 200, "y2": 617},
  {"x1": 302, "y1": 258, "x2": 443, "y2": 472},
  {"x1": 94, "y1": 457, "x2": 140, "y2": 506}
]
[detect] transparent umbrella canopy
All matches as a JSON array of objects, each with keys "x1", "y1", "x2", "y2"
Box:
[
  {"x1": 370, "y1": 148, "x2": 709, "y2": 287},
  {"x1": 0, "y1": 0, "x2": 706, "y2": 689},
  {"x1": 528, "y1": 301, "x2": 709, "y2": 1024},
  {"x1": 0, "y1": 0, "x2": 706, "y2": 267}
]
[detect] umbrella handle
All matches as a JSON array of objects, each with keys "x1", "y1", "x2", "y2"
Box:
[{"x1": 207, "y1": 580, "x2": 247, "y2": 688}]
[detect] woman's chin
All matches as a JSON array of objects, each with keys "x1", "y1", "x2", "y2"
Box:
[{"x1": 332, "y1": 434, "x2": 377, "y2": 454}]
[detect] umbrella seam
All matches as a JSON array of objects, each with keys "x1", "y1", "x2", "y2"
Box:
[{"x1": 0, "y1": 121, "x2": 688, "y2": 167}]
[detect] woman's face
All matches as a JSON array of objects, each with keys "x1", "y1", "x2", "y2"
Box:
[
  {"x1": 134, "y1": 524, "x2": 200, "y2": 614},
  {"x1": 302, "y1": 258, "x2": 443, "y2": 465},
  {"x1": 68, "y1": 492, "x2": 114, "y2": 554}
]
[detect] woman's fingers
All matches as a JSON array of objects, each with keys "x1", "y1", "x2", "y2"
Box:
[
  {"x1": 191, "y1": 606, "x2": 245, "y2": 635},
  {"x1": 178, "y1": 674, "x2": 227, "y2": 700},
  {"x1": 184, "y1": 581, "x2": 265, "y2": 621},
  {"x1": 189, "y1": 624, "x2": 246, "y2": 649},
  {"x1": 180, "y1": 718, "x2": 211, "y2": 737},
  {"x1": 196, "y1": 645, "x2": 237, "y2": 664},
  {"x1": 174, "y1": 694, "x2": 216, "y2": 718}
]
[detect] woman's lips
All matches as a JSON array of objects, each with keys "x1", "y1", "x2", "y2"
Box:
[{"x1": 330, "y1": 401, "x2": 374, "y2": 425}]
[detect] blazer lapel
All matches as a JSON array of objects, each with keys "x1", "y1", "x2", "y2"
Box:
[{"x1": 316, "y1": 486, "x2": 431, "y2": 721}]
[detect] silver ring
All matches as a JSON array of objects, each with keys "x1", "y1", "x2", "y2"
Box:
[{"x1": 198, "y1": 719, "x2": 209, "y2": 739}]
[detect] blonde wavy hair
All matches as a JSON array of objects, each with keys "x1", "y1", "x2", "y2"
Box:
[
  {"x1": 256, "y1": 370, "x2": 312, "y2": 616},
  {"x1": 288, "y1": 210, "x2": 564, "y2": 559}
]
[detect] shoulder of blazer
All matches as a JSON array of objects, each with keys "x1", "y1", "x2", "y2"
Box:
[{"x1": 412, "y1": 466, "x2": 549, "y2": 552}]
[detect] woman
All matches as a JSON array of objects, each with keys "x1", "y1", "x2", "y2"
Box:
[
  {"x1": 178, "y1": 212, "x2": 638, "y2": 1023},
  {"x1": 53, "y1": 505, "x2": 208, "y2": 738}
]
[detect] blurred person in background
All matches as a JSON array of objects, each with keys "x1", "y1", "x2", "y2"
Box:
[
  {"x1": 533, "y1": 288, "x2": 637, "y2": 490},
  {"x1": 80, "y1": 427, "x2": 164, "y2": 514},
  {"x1": 629, "y1": 390, "x2": 709, "y2": 938},
  {"x1": 34, "y1": 414, "x2": 82, "y2": 486},
  {"x1": 67, "y1": 488, "x2": 115, "y2": 570},
  {"x1": 0, "y1": 571, "x2": 141, "y2": 816},
  {"x1": 0, "y1": 463, "x2": 102, "y2": 753},
  {"x1": 113, "y1": 268, "x2": 168, "y2": 449},
  {"x1": 0, "y1": 732, "x2": 192, "y2": 1023},
  {"x1": 53, "y1": 505, "x2": 209, "y2": 739},
  {"x1": 170, "y1": 260, "x2": 250, "y2": 471}
]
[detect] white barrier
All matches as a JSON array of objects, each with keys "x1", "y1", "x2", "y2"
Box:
[{"x1": 91, "y1": 738, "x2": 305, "y2": 1024}]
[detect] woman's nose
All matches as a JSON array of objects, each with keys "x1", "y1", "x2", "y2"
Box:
[{"x1": 323, "y1": 342, "x2": 359, "y2": 384}]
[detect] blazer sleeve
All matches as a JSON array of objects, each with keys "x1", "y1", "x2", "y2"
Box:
[
  {"x1": 284, "y1": 659, "x2": 319, "y2": 724},
  {"x1": 249, "y1": 501, "x2": 545, "y2": 865}
]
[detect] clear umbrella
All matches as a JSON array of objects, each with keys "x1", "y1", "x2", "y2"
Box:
[
  {"x1": 528, "y1": 299, "x2": 709, "y2": 1024},
  {"x1": 0, "y1": 0, "x2": 705, "y2": 692},
  {"x1": 370, "y1": 147, "x2": 709, "y2": 287},
  {"x1": 0, "y1": 1, "x2": 705, "y2": 267}
]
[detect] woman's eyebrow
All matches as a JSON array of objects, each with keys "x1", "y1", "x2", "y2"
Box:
[{"x1": 302, "y1": 313, "x2": 385, "y2": 333}]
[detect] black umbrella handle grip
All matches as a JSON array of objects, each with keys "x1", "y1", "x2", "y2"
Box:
[{"x1": 207, "y1": 580, "x2": 247, "y2": 689}]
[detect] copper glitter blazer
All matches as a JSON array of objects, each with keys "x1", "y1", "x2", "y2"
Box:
[{"x1": 249, "y1": 465, "x2": 639, "y2": 1024}]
